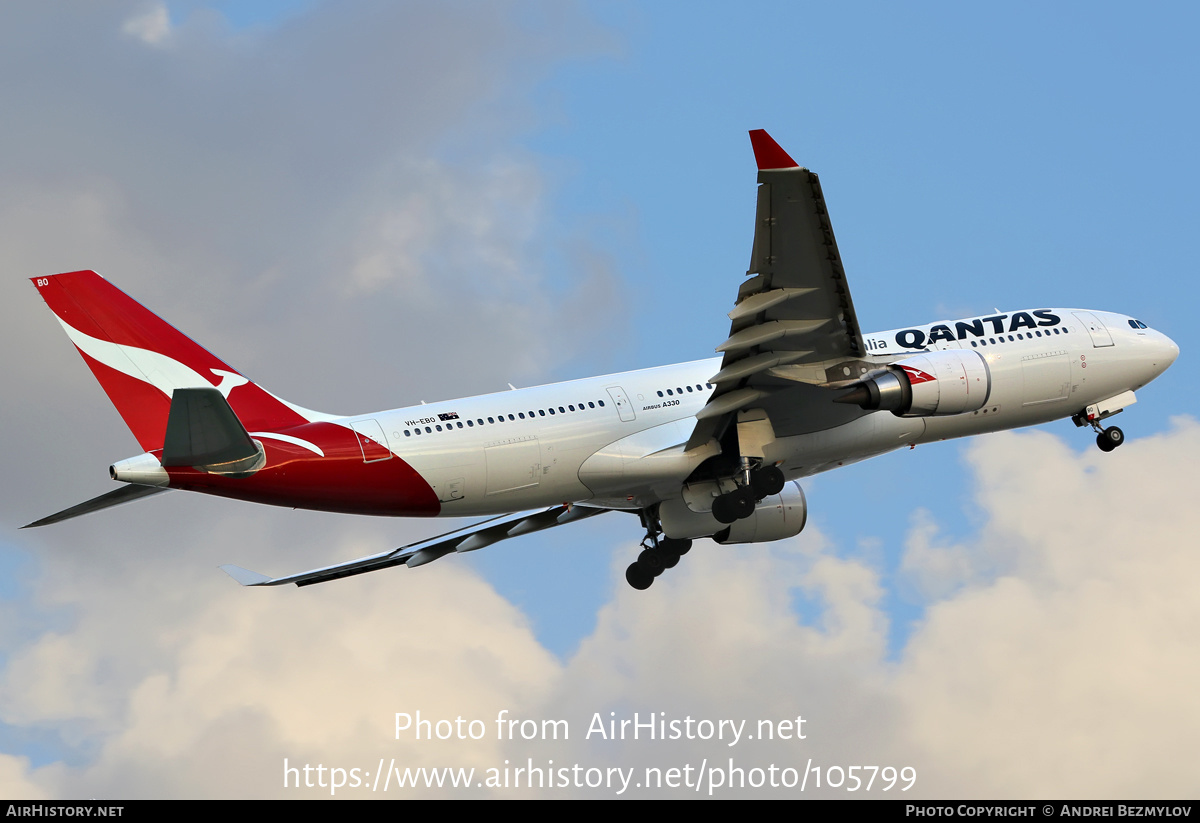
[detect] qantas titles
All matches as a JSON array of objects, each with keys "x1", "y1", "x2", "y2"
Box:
[{"x1": 866, "y1": 310, "x2": 1063, "y2": 352}]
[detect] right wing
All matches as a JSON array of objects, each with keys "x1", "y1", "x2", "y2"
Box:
[
  {"x1": 220, "y1": 504, "x2": 613, "y2": 587},
  {"x1": 688, "y1": 130, "x2": 870, "y2": 449}
]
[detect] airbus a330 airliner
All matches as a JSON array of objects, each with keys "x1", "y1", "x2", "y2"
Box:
[{"x1": 27, "y1": 131, "x2": 1179, "y2": 590}]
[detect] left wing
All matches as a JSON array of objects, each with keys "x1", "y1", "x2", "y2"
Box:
[
  {"x1": 220, "y1": 504, "x2": 612, "y2": 587},
  {"x1": 688, "y1": 130, "x2": 870, "y2": 449}
]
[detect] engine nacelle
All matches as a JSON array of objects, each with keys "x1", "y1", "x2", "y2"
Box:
[
  {"x1": 660, "y1": 482, "x2": 808, "y2": 543},
  {"x1": 838, "y1": 349, "x2": 991, "y2": 417}
]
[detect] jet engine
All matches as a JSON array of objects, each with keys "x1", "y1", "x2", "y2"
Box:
[
  {"x1": 836, "y1": 349, "x2": 991, "y2": 417},
  {"x1": 660, "y1": 482, "x2": 808, "y2": 543}
]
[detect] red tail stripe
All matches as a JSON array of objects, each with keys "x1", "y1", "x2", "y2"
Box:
[{"x1": 33, "y1": 270, "x2": 309, "y2": 446}]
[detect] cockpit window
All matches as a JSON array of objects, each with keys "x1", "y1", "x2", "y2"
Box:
[{"x1": 1128, "y1": 319, "x2": 1149, "y2": 329}]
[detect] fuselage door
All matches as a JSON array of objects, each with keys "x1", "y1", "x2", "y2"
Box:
[
  {"x1": 1072, "y1": 311, "x2": 1114, "y2": 348},
  {"x1": 349, "y1": 419, "x2": 392, "y2": 462},
  {"x1": 1021, "y1": 352, "x2": 1071, "y2": 406},
  {"x1": 606, "y1": 386, "x2": 636, "y2": 422},
  {"x1": 484, "y1": 437, "x2": 541, "y2": 495}
]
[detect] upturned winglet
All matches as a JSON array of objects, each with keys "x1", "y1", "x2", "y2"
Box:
[
  {"x1": 218, "y1": 565, "x2": 275, "y2": 586},
  {"x1": 748, "y1": 129, "x2": 800, "y2": 171}
]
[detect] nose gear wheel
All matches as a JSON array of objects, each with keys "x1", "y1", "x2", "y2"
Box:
[{"x1": 1096, "y1": 425, "x2": 1124, "y2": 452}]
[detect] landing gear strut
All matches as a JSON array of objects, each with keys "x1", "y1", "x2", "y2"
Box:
[{"x1": 625, "y1": 510, "x2": 692, "y2": 591}]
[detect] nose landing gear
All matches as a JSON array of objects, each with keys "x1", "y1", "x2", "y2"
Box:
[
  {"x1": 1072, "y1": 393, "x2": 1136, "y2": 453},
  {"x1": 1095, "y1": 425, "x2": 1124, "y2": 452},
  {"x1": 1074, "y1": 410, "x2": 1125, "y2": 452}
]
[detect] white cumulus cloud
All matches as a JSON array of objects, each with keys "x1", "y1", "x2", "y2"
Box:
[
  {"x1": 6, "y1": 423, "x2": 1198, "y2": 797},
  {"x1": 121, "y1": 3, "x2": 171, "y2": 47}
]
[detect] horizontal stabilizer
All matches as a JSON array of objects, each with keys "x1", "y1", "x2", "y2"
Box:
[
  {"x1": 221, "y1": 504, "x2": 613, "y2": 587},
  {"x1": 23, "y1": 484, "x2": 169, "y2": 528},
  {"x1": 162, "y1": 387, "x2": 262, "y2": 473}
]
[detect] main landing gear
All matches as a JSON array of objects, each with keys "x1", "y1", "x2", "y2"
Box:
[
  {"x1": 624, "y1": 464, "x2": 787, "y2": 591},
  {"x1": 625, "y1": 533, "x2": 693, "y2": 591},
  {"x1": 625, "y1": 508, "x2": 694, "y2": 591},
  {"x1": 711, "y1": 464, "x2": 785, "y2": 524}
]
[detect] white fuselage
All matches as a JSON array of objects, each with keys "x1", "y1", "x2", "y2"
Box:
[{"x1": 342, "y1": 308, "x2": 1176, "y2": 517}]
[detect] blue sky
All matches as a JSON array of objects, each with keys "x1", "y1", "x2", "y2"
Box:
[{"x1": 0, "y1": 0, "x2": 1196, "y2": 799}]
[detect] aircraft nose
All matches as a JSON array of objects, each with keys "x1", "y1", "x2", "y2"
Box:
[{"x1": 1152, "y1": 330, "x2": 1179, "y2": 377}]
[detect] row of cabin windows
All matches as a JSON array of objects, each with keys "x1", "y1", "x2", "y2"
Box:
[
  {"x1": 968, "y1": 327, "x2": 1071, "y2": 348},
  {"x1": 656, "y1": 382, "x2": 713, "y2": 398},
  {"x1": 403, "y1": 400, "x2": 606, "y2": 437}
]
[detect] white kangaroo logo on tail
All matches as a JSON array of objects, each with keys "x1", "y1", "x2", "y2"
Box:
[
  {"x1": 210, "y1": 369, "x2": 249, "y2": 398},
  {"x1": 56, "y1": 317, "x2": 245, "y2": 398}
]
